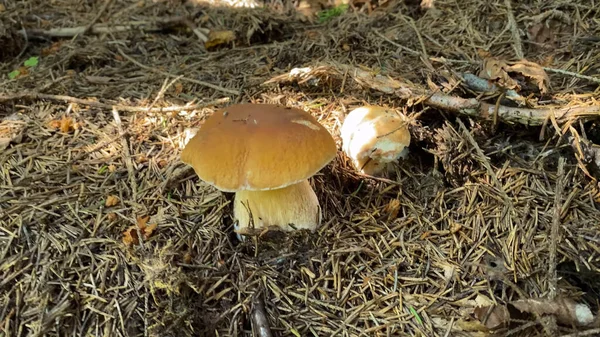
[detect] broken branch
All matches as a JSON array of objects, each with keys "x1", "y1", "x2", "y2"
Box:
[{"x1": 0, "y1": 92, "x2": 230, "y2": 113}]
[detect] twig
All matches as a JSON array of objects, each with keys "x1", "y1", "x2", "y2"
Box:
[
  {"x1": 543, "y1": 67, "x2": 600, "y2": 85},
  {"x1": 112, "y1": 107, "x2": 138, "y2": 201},
  {"x1": 504, "y1": 0, "x2": 524, "y2": 59},
  {"x1": 266, "y1": 64, "x2": 600, "y2": 127},
  {"x1": 0, "y1": 92, "x2": 230, "y2": 112},
  {"x1": 547, "y1": 157, "x2": 565, "y2": 335},
  {"x1": 251, "y1": 294, "x2": 273, "y2": 337},
  {"x1": 116, "y1": 48, "x2": 239, "y2": 95},
  {"x1": 82, "y1": 0, "x2": 113, "y2": 36},
  {"x1": 559, "y1": 328, "x2": 600, "y2": 337},
  {"x1": 19, "y1": 17, "x2": 187, "y2": 38}
]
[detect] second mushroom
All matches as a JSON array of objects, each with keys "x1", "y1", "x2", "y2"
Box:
[{"x1": 340, "y1": 105, "x2": 411, "y2": 176}]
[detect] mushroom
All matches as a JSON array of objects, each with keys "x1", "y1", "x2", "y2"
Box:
[
  {"x1": 340, "y1": 105, "x2": 411, "y2": 176},
  {"x1": 181, "y1": 103, "x2": 336, "y2": 237}
]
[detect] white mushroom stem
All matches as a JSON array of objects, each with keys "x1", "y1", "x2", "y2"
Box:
[{"x1": 233, "y1": 180, "x2": 322, "y2": 235}]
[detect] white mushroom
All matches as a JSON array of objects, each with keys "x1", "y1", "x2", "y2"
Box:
[{"x1": 340, "y1": 105, "x2": 411, "y2": 176}]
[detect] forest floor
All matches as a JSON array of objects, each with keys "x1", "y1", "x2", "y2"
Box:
[{"x1": 1, "y1": 0, "x2": 600, "y2": 336}]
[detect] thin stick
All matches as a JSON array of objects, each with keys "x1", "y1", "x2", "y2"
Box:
[
  {"x1": 20, "y1": 17, "x2": 188, "y2": 38},
  {"x1": 0, "y1": 92, "x2": 230, "y2": 112},
  {"x1": 112, "y1": 107, "x2": 138, "y2": 201},
  {"x1": 116, "y1": 48, "x2": 239, "y2": 95},
  {"x1": 547, "y1": 157, "x2": 565, "y2": 335},
  {"x1": 504, "y1": 0, "x2": 524, "y2": 59},
  {"x1": 559, "y1": 328, "x2": 600, "y2": 337},
  {"x1": 82, "y1": 0, "x2": 113, "y2": 36},
  {"x1": 543, "y1": 67, "x2": 600, "y2": 85}
]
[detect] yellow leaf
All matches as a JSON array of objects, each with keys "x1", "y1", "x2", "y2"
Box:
[
  {"x1": 204, "y1": 30, "x2": 236, "y2": 49},
  {"x1": 105, "y1": 195, "x2": 119, "y2": 207}
]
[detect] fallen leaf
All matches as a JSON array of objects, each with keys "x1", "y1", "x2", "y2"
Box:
[
  {"x1": 384, "y1": 199, "x2": 401, "y2": 219},
  {"x1": 474, "y1": 297, "x2": 595, "y2": 330},
  {"x1": 474, "y1": 304, "x2": 510, "y2": 330},
  {"x1": 512, "y1": 298, "x2": 595, "y2": 327},
  {"x1": 16, "y1": 66, "x2": 29, "y2": 77},
  {"x1": 108, "y1": 164, "x2": 117, "y2": 172},
  {"x1": 107, "y1": 213, "x2": 117, "y2": 221},
  {"x1": 0, "y1": 4, "x2": 5, "y2": 12},
  {"x1": 0, "y1": 113, "x2": 26, "y2": 150},
  {"x1": 173, "y1": 82, "x2": 183, "y2": 95},
  {"x1": 183, "y1": 252, "x2": 193, "y2": 264},
  {"x1": 59, "y1": 116, "x2": 74, "y2": 133},
  {"x1": 527, "y1": 23, "x2": 554, "y2": 46},
  {"x1": 105, "y1": 195, "x2": 119, "y2": 207},
  {"x1": 506, "y1": 60, "x2": 551, "y2": 94},
  {"x1": 478, "y1": 57, "x2": 519, "y2": 91},
  {"x1": 48, "y1": 115, "x2": 75, "y2": 133},
  {"x1": 122, "y1": 215, "x2": 158, "y2": 246},
  {"x1": 42, "y1": 41, "x2": 63, "y2": 56},
  {"x1": 204, "y1": 30, "x2": 236, "y2": 49},
  {"x1": 449, "y1": 221, "x2": 462, "y2": 233}
]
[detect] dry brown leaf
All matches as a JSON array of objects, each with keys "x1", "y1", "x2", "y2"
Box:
[
  {"x1": 506, "y1": 60, "x2": 551, "y2": 94},
  {"x1": 16, "y1": 66, "x2": 29, "y2": 78},
  {"x1": 41, "y1": 41, "x2": 63, "y2": 56},
  {"x1": 48, "y1": 116, "x2": 75, "y2": 133},
  {"x1": 59, "y1": 116, "x2": 74, "y2": 133},
  {"x1": 0, "y1": 114, "x2": 26, "y2": 150},
  {"x1": 478, "y1": 57, "x2": 519, "y2": 91},
  {"x1": 512, "y1": 298, "x2": 595, "y2": 327},
  {"x1": 173, "y1": 82, "x2": 183, "y2": 95},
  {"x1": 527, "y1": 23, "x2": 554, "y2": 46},
  {"x1": 105, "y1": 195, "x2": 119, "y2": 207},
  {"x1": 122, "y1": 216, "x2": 158, "y2": 246},
  {"x1": 183, "y1": 252, "x2": 193, "y2": 264},
  {"x1": 0, "y1": 3, "x2": 6, "y2": 12},
  {"x1": 107, "y1": 213, "x2": 118, "y2": 221},
  {"x1": 474, "y1": 304, "x2": 510, "y2": 330},
  {"x1": 108, "y1": 164, "x2": 117, "y2": 172},
  {"x1": 204, "y1": 30, "x2": 236, "y2": 49},
  {"x1": 449, "y1": 221, "x2": 462, "y2": 233},
  {"x1": 474, "y1": 298, "x2": 595, "y2": 330},
  {"x1": 384, "y1": 199, "x2": 401, "y2": 219}
]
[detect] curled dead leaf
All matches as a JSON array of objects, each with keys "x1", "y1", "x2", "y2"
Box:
[
  {"x1": 478, "y1": 57, "x2": 519, "y2": 91},
  {"x1": 0, "y1": 113, "x2": 26, "y2": 150},
  {"x1": 512, "y1": 298, "x2": 594, "y2": 327},
  {"x1": 48, "y1": 115, "x2": 75, "y2": 133},
  {"x1": 473, "y1": 297, "x2": 595, "y2": 331},
  {"x1": 474, "y1": 304, "x2": 510, "y2": 330},
  {"x1": 506, "y1": 60, "x2": 551, "y2": 94},
  {"x1": 122, "y1": 215, "x2": 158, "y2": 246}
]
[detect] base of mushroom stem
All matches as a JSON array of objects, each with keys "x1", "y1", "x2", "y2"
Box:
[{"x1": 233, "y1": 222, "x2": 292, "y2": 242}]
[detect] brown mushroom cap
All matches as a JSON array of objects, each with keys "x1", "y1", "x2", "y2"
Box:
[{"x1": 181, "y1": 103, "x2": 337, "y2": 192}]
